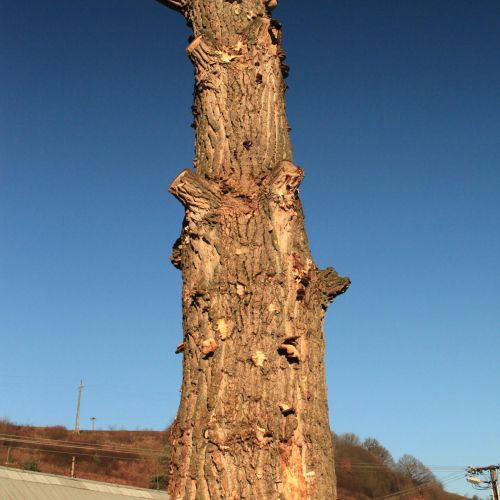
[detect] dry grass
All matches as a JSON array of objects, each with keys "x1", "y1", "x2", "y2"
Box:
[
  {"x1": 0, "y1": 419, "x2": 168, "y2": 489},
  {"x1": 1, "y1": 421, "x2": 468, "y2": 498}
]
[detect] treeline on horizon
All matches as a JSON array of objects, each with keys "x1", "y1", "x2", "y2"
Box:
[{"x1": 334, "y1": 432, "x2": 473, "y2": 500}]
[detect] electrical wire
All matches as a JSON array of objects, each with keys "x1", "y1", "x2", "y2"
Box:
[
  {"x1": 3, "y1": 438, "x2": 470, "y2": 497},
  {"x1": 1, "y1": 433, "x2": 469, "y2": 473},
  {"x1": 372, "y1": 472, "x2": 465, "y2": 500},
  {"x1": 0, "y1": 433, "x2": 163, "y2": 455},
  {"x1": 2, "y1": 431, "x2": 474, "y2": 497},
  {"x1": 338, "y1": 463, "x2": 465, "y2": 470},
  {"x1": 0, "y1": 436, "x2": 162, "y2": 458},
  {"x1": 0, "y1": 436, "x2": 159, "y2": 453},
  {"x1": 336, "y1": 460, "x2": 466, "y2": 471},
  {"x1": 2, "y1": 443, "x2": 153, "y2": 462}
]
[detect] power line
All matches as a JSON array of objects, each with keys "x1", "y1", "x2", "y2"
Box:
[
  {"x1": 337, "y1": 462, "x2": 465, "y2": 471},
  {"x1": 2, "y1": 436, "x2": 473, "y2": 497},
  {"x1": 0, "y1": 433, "x2": 164, "y2": 454},
  {"x1": 372, "y1": 472, "x2": 465, "y2": 500},
  {"x1": 1, "y1": 443, "x2": 155, "y2": 462},
  {"x1": 0, "y1": 432, "x2": 162, "y2": 453},
  {"x1": 1, "y1": 434, "x2": 468, "y2": 474},
  {"x1": 0, "y1": 436, "x2": 161, "y2": 458}
]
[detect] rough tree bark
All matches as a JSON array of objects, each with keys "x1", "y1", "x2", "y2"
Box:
[{"x1": 156, "y1": 1, "x2": 349, "y2": 498}]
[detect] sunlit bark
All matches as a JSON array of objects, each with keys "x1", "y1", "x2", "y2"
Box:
[{"x1": 157, "y1": 1, "x2": 349, "y2": 498}]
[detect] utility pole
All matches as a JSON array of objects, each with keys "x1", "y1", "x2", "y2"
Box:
[
  {"x1": 492, "y1": 468, "x2": 500, "y2": 500},
  {"x1": 467, "y1": 465, "x2": 500, "y2": 500},
  {"x1": 74, "y1": 380, "x2": 84, "y2": 434}
]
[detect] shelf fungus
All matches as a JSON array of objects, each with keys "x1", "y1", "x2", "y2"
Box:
[
  {"x1": 278, "y1": 343, "x2": 300, "y2": 363},
  {"x1": 256, "y1": 426, "x2": 273, "y2": 448},
  {"x1": 175, "y1": 341, "x2": 185, "y2": 354},
  {"x1": 283, "y1": 335, "x2": 300, "y2": 345},
  {"x1": 279, "y1": 403, "x2": 295, "y2": 416},
  {"x1": 201, "y1": 338, "x2": 218, "y2": 358},
  {"x1": 264, "y1": 0, "x2": 278, "y2": 10}
]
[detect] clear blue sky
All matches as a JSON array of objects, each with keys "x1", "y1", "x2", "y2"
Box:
[{"x1": 1, "y1": 1, "x2": 499, "y2": 497}]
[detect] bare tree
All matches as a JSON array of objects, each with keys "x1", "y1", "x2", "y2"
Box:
[
  {"x1": 155, "y1": 1, "x2": 349, "y2": 498},
  {"x1": 397, "y1": 454, "x2": 437, "y2": 486},
  {"x1": 363, "y1": 437, "x2": 395, "y2": 468},
  {"x1": 335, "y1": 433, "x2": 362, "y2": 447}
]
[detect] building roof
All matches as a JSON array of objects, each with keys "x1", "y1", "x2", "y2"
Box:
[{"x1": 0, "y1": 466, "x2": 169, "y2": 500}]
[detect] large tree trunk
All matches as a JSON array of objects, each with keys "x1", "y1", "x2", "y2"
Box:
[{"x1": 157, "y1": 1, "x2": 349, "y2": 498}]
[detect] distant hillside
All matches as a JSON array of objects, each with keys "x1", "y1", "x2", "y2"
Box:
[
  {"x1": 334, "y1": 433, "x2": 471, "y2": 500},
  {"x1": 0, "y1": 419, "x2": 169, "y2": 489},
  {"x1": 1, "y1": 420, "x2": 471, "y2": 498}
]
